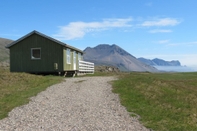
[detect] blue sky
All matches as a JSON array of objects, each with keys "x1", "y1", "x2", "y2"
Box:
[{"x1": 1, "y1": 0, "x2": 197, "y2": 70}]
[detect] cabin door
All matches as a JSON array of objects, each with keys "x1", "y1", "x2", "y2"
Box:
[{"x1": 73, "y1": 51, "x2": 76, "y2": 70}]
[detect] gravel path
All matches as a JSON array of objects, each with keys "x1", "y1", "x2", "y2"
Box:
[{"x1": 0, "y1": 76, "x2": 148, "y2": 131}]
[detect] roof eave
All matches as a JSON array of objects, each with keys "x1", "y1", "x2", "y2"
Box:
[
  {"x1": 5, "y1": 30, "x2": 84, "y2": 53},
  {"x1": 6, "y1": 30, "x2": 36, "y2": 48},
  {"x1": 65, "y1": 45, "x2": 83, "y2": 53}
]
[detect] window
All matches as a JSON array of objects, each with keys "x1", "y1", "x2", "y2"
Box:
[
  {"x1": 31, "y1": 48, "x2": 41, "y2": 59},
  {"x1": 78, "y1": 53, "x2": 82, "y2": 61},
  {"x1": 73, "y1": 51, "x2": 76, "y2": 64},
  {"x1": 67, "y1": 48, "x2": 71, "y2": 64}
]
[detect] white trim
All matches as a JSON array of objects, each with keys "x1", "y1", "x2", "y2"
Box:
[{"x1": 78, "y1": 60, "x2": 94, "y2": 74}]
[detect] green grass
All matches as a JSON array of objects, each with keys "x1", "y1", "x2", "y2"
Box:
[
  {"x1": 112, "y1": 72, "x2": 197, "y2": 131},
  {"x1": 2, "y1": 68, "x2": 197, "y2": 130},
  {"x1": 0, "y1": 67, "x2": 63, "y2": 119}
]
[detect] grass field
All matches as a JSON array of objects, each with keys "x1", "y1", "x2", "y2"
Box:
[
  {"x1": 0, "y1": 67, "x2": 63, "y2": 120},
  {"x1": 1, "y1": 67, "x2": 197, "y2": 130},
  {"x1": 112, "y1": 72, "x2": 197, "y2": 131}
]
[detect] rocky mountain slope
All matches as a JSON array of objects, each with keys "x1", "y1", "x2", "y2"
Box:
[
  {"x1": 138, "y1": 57, "x2": 181, "y2": 66},
  {"x1": 0, "y1": 38, "x2": 13, "y2": 64},
  {"x1": 83, "y1": 44, "x2": 158, "y2": 72}
]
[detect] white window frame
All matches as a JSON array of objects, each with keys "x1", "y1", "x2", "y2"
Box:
[
  {"x1": 67, "y1": 48, "x2": 71, "y2": 64},
  {"x1": 31, "y1": 48, "x2": 41, "y2": 60}
]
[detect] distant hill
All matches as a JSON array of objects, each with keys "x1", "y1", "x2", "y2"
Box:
[
  {"x1": 0, "y1": 38, "x2": 13, "y2": 63},
  {"x1": 138, "y1": 57, "x2": 181, "y2": 66},
  {"x1": 83, "y1": 44, "x2": 158, "y2": 72}
]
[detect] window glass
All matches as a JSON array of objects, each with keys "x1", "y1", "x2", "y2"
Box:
[
  {"x1": 73, "y1": 51, "x2": 76, "y2": 64},
  {"x1": 67, "y1": 48, "x2": 70, "y2": 64},
  {"x1": 78, "y1": 53, "x2": 81, "y2": 61},
  {"x1": 31, "y1": 48, "x2": 41, "y2": 59}
]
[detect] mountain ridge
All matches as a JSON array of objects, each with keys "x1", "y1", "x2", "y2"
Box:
[
  {"x1": 84, "y1": 44, "x2": 136, "y2": 59},
  {"x1": 138, "y1": 57, "x2": 181, "y2": 66},
  {"x1": 84, "y1": 44, "x2": 158, "y2": 72},
  {"x1": 0, "y1": 38, "x2": 13, "y2": 63}
]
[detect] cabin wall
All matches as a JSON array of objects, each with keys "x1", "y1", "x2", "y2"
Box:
[
  {"x1": 63, "y1": 48, "x2": 72, "y2": 70},
  {"x1": 63, "y1": 48, "x2": 82, "y2": 71},
  {"x1": 10, "y1": 34, "x2": 63, "y2": 73}
]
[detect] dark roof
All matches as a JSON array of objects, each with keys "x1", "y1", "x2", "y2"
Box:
[{"x1": 6, "y1": 30, "x2": 83, "y2": 53}]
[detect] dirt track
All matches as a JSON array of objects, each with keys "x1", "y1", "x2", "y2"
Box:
[{"x1": 0, "y1": 76, "x2": 148, "y2": 131}]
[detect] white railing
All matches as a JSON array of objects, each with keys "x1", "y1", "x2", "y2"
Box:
[{"x1": 78, "y1": 60, "x2": 94, "y2": 74}]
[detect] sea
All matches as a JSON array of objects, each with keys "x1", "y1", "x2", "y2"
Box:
[{"x1": 154, "y1": 66, "x2": 196, "y2": 72}]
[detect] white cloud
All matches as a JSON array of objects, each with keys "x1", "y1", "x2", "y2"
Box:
[
  {"x1": 166, "y1": 41, "x2": 197, "y2": 47},
  {"x1": 157, "y1": 39, "x2": 170, "y2": 44},
  {"x1": 149, "y1": 29, "x2": 172, "y2": 33},
  {"x1": 187, "y1": 41, "x2": 197, "y2": 46},
  {"x1": 54, "y1": 18, "x2": 132, "y2": 40},
  {"x1": 154, "y1": 40, "x2": 197, "y2": 47},
  {"x1": 141, "y1": 18, "x2": 181, "y2": 27},
  {"x1": 53, "y1": 17, "x2": 182, "y2": 40},
  {"x1": 145, "y1": 2, "x2": 153, "y2": 7}
]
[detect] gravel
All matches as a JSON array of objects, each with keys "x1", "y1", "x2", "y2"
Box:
[{"x1": 0, "y1": 76, "x2": 149, "y2": 131}]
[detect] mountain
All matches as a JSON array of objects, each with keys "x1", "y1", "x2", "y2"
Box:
[
  {"x1": 138, "y1": 57, "x2": 181, "y2": 66},
  {"x1": 0, "y1": 38, "x2": 13, "y2": 63},
  {"x1": 83, "y1": 44, "x2": 158, "y2": 72}
]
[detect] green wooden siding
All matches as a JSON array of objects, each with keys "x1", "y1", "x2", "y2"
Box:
[{"x1": 10, "y1": 34, "x2": 63, "y2": 72}]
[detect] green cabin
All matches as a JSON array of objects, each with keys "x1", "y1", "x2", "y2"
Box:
[{"x1": 6, "y1": 30, "x2": 94, "y2": 75}]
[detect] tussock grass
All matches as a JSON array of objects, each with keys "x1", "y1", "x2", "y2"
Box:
[
  {"x1": 0, "y1": 67, "x2": 62, "y2": 119},
  {"x1": 112, "y1": 72, "x2": 197, "y2": 131}
]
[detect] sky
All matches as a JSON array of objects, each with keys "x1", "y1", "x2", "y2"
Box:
[{"x1": 1, "y1": 0, "x2": 197, "y2": 71}]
